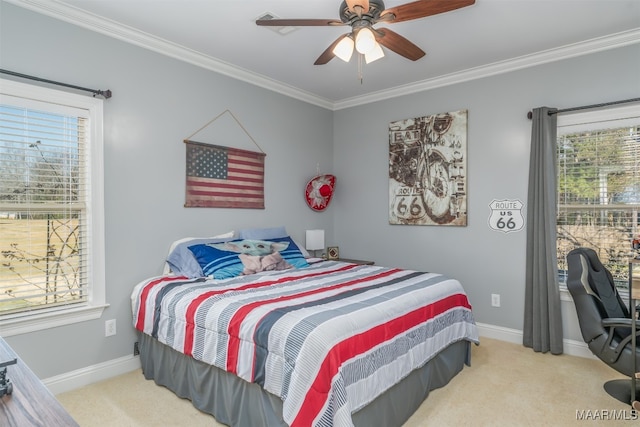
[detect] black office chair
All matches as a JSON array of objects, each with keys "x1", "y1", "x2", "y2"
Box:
[{"x1": 566, "y1": 247, "x2": 640, "y2": 404}]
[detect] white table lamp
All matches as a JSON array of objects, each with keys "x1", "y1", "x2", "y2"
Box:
[{"x1": 305, "y1": 229, "x2": 325, "y2": 258}]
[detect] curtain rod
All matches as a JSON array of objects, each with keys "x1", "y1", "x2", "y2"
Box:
[
  {"x1": 0, "y1": 69, "x2": 112, "y2": 99},
  {"x1": 526, "y1": 97, "x2": 640, "y2": 119}
]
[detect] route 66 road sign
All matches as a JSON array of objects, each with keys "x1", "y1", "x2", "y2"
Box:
[{"x1": 488, "y1": 199, "x2": 525, "y2": 233}]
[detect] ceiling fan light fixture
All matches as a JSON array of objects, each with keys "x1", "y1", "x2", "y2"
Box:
[
  {"x1": 333, "y1": 36, "x2": 354, "y2": 62},
  {"x1": 364, "y1": 42, "x2": 384, "y2": 63},
  {"x1": 355, "y1": 27, "x2": 376, "y2": 54},
  {"x1": 257, "y1": 0, "x2": 476, "y2": 66}
]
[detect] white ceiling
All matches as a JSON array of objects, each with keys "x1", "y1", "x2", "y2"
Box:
[{"x1": 8, "y1": 0, "x2": 640, "y2": 109}]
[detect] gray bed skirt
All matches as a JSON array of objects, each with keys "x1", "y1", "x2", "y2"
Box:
[{"x1": 138, "y1": 333, "x2": 472, "y2": 427}]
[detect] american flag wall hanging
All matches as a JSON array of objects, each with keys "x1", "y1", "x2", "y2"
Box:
[{"x1": 184, "y1": 140, "x2": 265, "y2": 208}]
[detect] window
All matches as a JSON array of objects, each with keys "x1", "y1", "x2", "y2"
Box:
[
  {"x1": 556, "y1": 104, "x2": 640, "y2": 291},
  {"x1": 0, "y1": 79, "x2": 106, "y2": 336}
]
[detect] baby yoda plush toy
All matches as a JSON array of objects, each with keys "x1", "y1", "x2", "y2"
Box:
[{"x1": 211, "y1": 239, "x2": 293, "y2": 275}]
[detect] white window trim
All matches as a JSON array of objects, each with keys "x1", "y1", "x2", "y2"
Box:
[
  {"x1": 557, "y1": 104, "x2": 640, "y2": 130},
  {"x1": 556, "y1": 102, "x2": 640, "y2": 295},
  {"x1": 0, "y1": 78, "x2": 107, "y2": 336}
]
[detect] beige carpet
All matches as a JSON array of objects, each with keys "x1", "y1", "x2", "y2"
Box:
[{"x1": 57, "y1": 338, "x2": 636, "y2": 426}]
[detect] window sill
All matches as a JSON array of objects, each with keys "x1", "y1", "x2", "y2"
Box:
[
  {"x1": 559, "y1": 285, "x2": 572, "y2": 302},
  {"x1": 560, "y1": 284, "x2": 630, "y2": 304},
  {"x1": 0, "y1": 303, "x2": 109, "y2": 337}
]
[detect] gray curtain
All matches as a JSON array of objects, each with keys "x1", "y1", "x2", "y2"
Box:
[{"x1": 523, "y1": 107, "x2": 563, "y2": 355}]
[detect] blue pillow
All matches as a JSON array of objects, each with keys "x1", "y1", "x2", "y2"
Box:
[
  {"x1": 188, "y1": 242, "x2": 245, "y2": 279},
  {"x1": 189, "y1": 236, "x2": 309, "y2": 279},
  {"x1": 264, "y1": 236, "x2": 309, "y2": 269},
  {"x1": 166, "y1": 236, "x2": 233, "y2": 277}
]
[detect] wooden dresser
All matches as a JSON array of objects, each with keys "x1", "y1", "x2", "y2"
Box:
[{"x1": 0, "y1": 337, "x2": 78, "y2": 426}]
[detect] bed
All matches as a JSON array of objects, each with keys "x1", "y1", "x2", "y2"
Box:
[{"x1": 131, "y1": 231, "x2": 479, "y2": 427}]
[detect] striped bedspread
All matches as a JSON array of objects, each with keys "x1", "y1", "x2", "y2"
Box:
[{"x1": 131, "y1": 260, "x2": 478, "y2": 427}]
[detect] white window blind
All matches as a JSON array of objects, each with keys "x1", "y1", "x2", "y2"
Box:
[
  {"x1": 556, "y1": 105, "x2": 640, "y2": 290},
  {"x1": 0, "y1": 79, "x2": 106, "y2": 334}
]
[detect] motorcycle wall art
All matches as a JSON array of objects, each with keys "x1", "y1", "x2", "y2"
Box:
[{"x1": 389, "y1": 110, "x2": 467, "y2": 226}]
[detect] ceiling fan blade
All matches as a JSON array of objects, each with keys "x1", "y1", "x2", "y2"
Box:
[
  {"x1": 375, "y1": 28, "x2": 425, "y2": 61},
  {"x1": 380, "y1": 0, "x2": 475, "y2": 24},
  {"x1": 314, "y1": 34, "x2": 350, "y2": 65},
  {"x1": 256, "y1": 18, "x2": 343, "y2": 27},
  {"x1": 345, "y1": 0, "x2": 370, "y2": 14}
]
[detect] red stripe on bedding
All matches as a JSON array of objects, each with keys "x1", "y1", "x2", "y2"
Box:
[
  {"x1": 225, "y1": 268, "x2": 403, "y2": 374},
  {"x1": 183, "y1": 264, "x2": 360, "y2": 357},
  {"x1": 134, "y1": 276, "x2": 188, "y2": 332},
  {"x1": 290, "y1": 293, "x2": 471, "y2": 427}
]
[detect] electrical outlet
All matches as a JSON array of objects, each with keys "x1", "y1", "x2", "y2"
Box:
[
  {"x1": 105, "y1": 319, "x2": 116, "y2": 337},
  {"x1": 133, "y1": 341, "x2": 140, "y2": 356},
  {"x1": 491, "y1": 294, "x2": 501, "y2": 307}
]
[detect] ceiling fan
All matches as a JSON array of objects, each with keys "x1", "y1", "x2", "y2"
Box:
[{"x1": 256, "y1": 0, "x2": 476, "y2": 65}]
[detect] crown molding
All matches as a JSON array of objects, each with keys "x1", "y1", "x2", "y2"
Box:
[
  {"x1": 5, "y1": 0, "x2": 335, "y2": 110},
  {"x1": 333, "y1": 28, "x2": 640, "y2": 110},
  {"x1": 6, "y1": 0, "x2": 640, "y2": 111}
]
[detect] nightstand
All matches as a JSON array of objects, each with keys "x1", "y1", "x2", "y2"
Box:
[{"x1": 336, "y1": 258, "x2": 374, "y2": 265}]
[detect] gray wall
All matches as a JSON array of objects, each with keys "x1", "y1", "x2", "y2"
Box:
[
  {"x1": 0, "y1": 3, "x2": 334, "y2": 378},
  {"x1": 332, "y1": 45, "x2": 640, "y2": 336},
  {"x1": 1, "y1": 1, "x2": 639, "y2": 379}
]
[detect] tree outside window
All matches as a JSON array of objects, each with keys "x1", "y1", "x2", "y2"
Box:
[{"x1": 556, "y1": 108, "x2": 640, "y2": 291}]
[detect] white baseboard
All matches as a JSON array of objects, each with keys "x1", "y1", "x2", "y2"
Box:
[
  {"x1": 476, "y1": 322, "x2": 596, "y2": 360},
  {"x1": 43, "y1": 323, "x2": 594, "y2": 395},
  {"x1": 44, "y1": 354, "x2": 141, "y2": 395}
]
